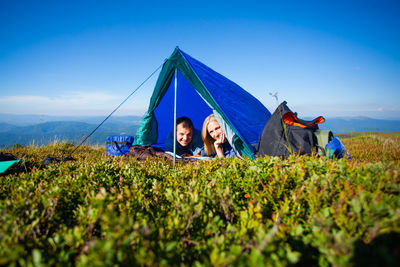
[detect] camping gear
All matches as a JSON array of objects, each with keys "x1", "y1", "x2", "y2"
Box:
[
  {"x1": 256, "y1": 101, "x2": 325, "y2": 157},
  {"x1": 0, "y1": 153, "x2": 19, "y2": 174},
  {"x1": 314, "y1": 129, "x2": 335, "y2": 157},
  {"x1": 325, "y1": 137, "x2": 351, "y2": 159},
  {"x1": 134, "y1": 47, "x2": 271, "y2": 159},
  {"x1": 106, "y1": 136, "x2": 134, "y2": 156},
  {"x1": 0, "y1": 160, "x2": 19, "y2": 174}
]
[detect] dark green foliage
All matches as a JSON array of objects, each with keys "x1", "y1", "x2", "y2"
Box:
[{"x1": 0, "y1": 138, "x2": 399, "y2": 266}]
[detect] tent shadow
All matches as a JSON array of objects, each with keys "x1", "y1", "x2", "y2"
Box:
[{"x1": 351, "y1": 232, "x2": 400, "y2": 267}]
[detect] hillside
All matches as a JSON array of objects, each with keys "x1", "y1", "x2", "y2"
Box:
[
  {"x1": 0, "y1": 119, "x2": 140, "y2": 147},
  {"x1": 0, "y1": 122, "x2": 18, "y2": 133},
  {"x1": 0, "y1": 133, "x2": 399, "y2": 265}
]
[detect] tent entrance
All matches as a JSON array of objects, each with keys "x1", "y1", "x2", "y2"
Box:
[{"x1": 153, "y1": 70, "x2": 213, "y2": 149}]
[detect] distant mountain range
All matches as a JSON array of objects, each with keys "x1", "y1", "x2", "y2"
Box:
[
  {"x1": 0, "y1": 114, "x2": 399, "y2": 148},
  {"x1": 0, "y1": 114, "x2": 142, "y2": 147},
  {"x1": 318, "y1": 116, "x2": 400, "y2": 133},
  {"x1": 0, "y1": 114, "x2": 143, "y2": 126}
]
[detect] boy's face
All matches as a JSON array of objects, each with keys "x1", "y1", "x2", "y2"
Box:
[{"x1": 176, "y1": 123, "x2": 193, "y2": 147}]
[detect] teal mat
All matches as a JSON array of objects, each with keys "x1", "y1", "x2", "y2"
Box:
[{"x1": 0, "y1": 160, "x2": 19, "y2": 174}]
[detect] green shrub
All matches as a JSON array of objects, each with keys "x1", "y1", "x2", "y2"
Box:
[{"x1": 0, "y1": 135, "x2": 399, "y2": 266}]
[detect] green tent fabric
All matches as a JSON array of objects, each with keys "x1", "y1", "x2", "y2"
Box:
[
  {"x1": 133, "y1": 47, "x2": 271, "y2": 158},
  {"x1": 0, "y1": 160, "x2": 19, "y2": 174}
]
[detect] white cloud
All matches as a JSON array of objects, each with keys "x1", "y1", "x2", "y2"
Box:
[{"x1": 0, "y1": 92, "x2": 148, "y2": 116}]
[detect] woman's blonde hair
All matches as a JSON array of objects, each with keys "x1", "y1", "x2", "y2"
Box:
[{"x1": 202, "y1": 114, "x2": 219, "y2": 156}]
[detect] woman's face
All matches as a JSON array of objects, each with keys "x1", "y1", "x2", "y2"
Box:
[{"x1": 207, "y1": 120, "x2": 224, "y2": 141}]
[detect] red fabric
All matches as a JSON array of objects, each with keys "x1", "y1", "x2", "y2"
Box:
[{"x1": 283, "y1": 112, "x2": 325, "y2": 128}]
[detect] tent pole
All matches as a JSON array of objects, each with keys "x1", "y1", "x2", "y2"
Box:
[{"x1": 173, "y1": 68, "x2": 178, "y2": 166}]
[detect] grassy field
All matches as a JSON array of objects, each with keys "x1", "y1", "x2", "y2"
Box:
[
  {"x1": 338, "y1": 132, "x2": 400, "y2": 165},
  {"x1": 1, "y1": 133, "x2": 399, "y2": 266}
]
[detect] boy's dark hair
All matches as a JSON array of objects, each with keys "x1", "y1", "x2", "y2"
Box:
[{"x1": 177, "y1": 116, "x2": 193, "y2": 130}]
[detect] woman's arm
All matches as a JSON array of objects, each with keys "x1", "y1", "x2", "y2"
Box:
[{"x1": 214, "y1": 132, "x2": 225, "y2": 158}]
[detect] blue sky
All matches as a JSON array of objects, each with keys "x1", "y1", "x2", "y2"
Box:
[{"x1": 0, "y1": 0, "x2": 399, "y2": 119}]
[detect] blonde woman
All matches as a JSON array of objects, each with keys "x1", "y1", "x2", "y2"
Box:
[{"x1": 201, "y1": 114, "x2": 237, "y2": 158}]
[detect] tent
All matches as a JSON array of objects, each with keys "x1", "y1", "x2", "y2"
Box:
[{"x1": 133, "y1": 47, "x2": 271, "y2": 158}]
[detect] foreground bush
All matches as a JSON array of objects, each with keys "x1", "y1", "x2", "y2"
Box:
[{"x1": 0, "y1": 135, "x2": 399, "y2": 266}]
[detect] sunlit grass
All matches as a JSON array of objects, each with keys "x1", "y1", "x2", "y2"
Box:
[
  {"x1": 339, "y1": 132, "x2": 400, "y2": 165},
  {"x1": 1, "y1": 133, "x2": 399, "y2": 265}
]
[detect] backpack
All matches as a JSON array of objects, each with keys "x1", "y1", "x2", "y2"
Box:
[
  {"x1": 325, "y1": 136, "x2": 351, "y2": 159},
  {"x1": 106, "y1": 136, "x2": 134, "y2": 156},
  {"x1": 256, "y1": 101, "x2": 325, "y2": 157}
]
